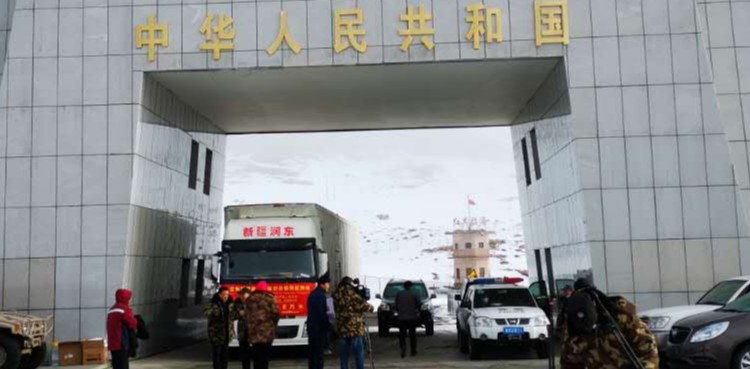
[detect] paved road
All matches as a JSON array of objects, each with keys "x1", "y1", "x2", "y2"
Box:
[{"x1": 56, "y1": 326, "x2": 550, "y2": 369}]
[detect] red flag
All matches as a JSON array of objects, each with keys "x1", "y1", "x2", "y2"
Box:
[{"x1": 468, "y1": 198, "x2": 476, "y2": 206}]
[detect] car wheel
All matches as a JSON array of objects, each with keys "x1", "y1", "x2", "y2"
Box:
[
  {"x1": 459, "y1": 332, "x2": 469, "y2": 354},
  {"x1": 468, "y1": 339, "x2": 482, "y2": 361},
  {"x1": 535, "y1": 341, "x2": 549, "y2": 359},
  {"x1": 425, "y1": 322, "x2": 434, "y2": 336},
  {"x1": 378, "y1": 323, "x2": 389, "y2": 337},
  {"x1": 734, "y1": 343, "x2": 750, "y2": 369},
  {"x1": 0, "y1": 334, "x2": 22, "y2": 369},
  {"x1": 19, "y1": 343, "x2": 46, "y2": 369}
]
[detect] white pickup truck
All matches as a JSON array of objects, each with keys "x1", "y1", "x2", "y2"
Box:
[
  {"x1": 456, "y1": 283, "x2": 550, "y2": 360},
  {"x1": 640, "y1": 276, "x2": 750, "y2": 355}
]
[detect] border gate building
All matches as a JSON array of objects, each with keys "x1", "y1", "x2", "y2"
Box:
[{"x1": 0, "y1": 0, "x2": 749, "y2": 353}]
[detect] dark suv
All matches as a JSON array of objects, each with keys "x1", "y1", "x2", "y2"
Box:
[{"x1": 376, "y1": 279, "x2": 436, "y2": 337}]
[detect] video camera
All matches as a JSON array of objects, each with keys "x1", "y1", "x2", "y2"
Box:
[{"x1": 352, "y1": 278, "x2": 371, "y2": 301}]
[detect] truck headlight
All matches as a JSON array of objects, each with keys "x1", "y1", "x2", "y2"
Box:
[
  {"x1": 534, "y1": 316, "x2": 550, "y2": 327},
  {"x1": 646, "y1": 316, "x2": 671, "y2": 331},
  {"x1": 421, "y1": 303, "x2": 430, "y2": 311},
  {"x1": 473, "y1": 317, "x2": 493, "y2": 328},
  {"x1": 690, "y1": 322, "x2": 729, "y2": 343},
  {"x1": 379, "y1": 303, "x2": 390, "y2": 312}
]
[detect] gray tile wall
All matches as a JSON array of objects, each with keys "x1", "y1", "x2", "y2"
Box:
[{"x1": 514, "y1": 0, "x2": 746, "y2": 311}]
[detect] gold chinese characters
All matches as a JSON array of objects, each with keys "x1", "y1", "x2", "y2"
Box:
[
  {"x1": 335, "y1": 9, "x2": 368, "y2": 54},
  {"x1": 134, "y1": 1, "x2": 569, "y2": 63},
  {"x1": 535, "y1": 0, "x2": 570, "y2": 46},
  {"x1": 200, "y1": 13, "x2": 236, "y2": 60},
  {"x1": 267, "y1": 11, "x2": 302, "y2": 56},
  {"x1": 465, "y1": 3, "x2": 503, "y2": 50},
  {"x1": 135, "y1": 15, "x2": 168, "y2": 62}
]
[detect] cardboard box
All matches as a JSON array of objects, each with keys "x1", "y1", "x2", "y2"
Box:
[
  {"x1": 83, "y1": 347, "x2": 108, "y2": 365},
  {"x1": 58, "y1": 341, "x2": 82, "y2": 366},
  {"x1": 82, "y1": 339, "x2": 105, "y2": 350},
  {"x1": 82, "y1": 339, "x2": 108, "y2": 365}
]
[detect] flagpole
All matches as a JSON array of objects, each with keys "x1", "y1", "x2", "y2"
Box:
[{"x1": 467, "y1": 195, "x2": 472, "y2": 229}]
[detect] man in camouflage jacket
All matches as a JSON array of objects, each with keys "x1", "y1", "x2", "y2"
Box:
[
  {"x1": 332, "y1": 277, "x2": 374, "y2": 369},
  {"x1": 203, "y1": 287, "x2": 239, "y2": 369},
  {"x1": 245, "y1": 281, "x2": 280, "y2": 369},
  {"x1": 559, "y1": 283, "x2": 659, "y2": 369}
]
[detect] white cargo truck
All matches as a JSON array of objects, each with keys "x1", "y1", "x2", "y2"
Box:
[{"x1": 219, "y1": 203, "x2": 360, "y2": 346}]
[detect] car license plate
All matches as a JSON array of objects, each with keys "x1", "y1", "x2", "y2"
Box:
[{"x1": 503, "y1": 327, "x2": 524, "y2": 336}]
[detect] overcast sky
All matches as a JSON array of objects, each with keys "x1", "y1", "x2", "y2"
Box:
[{"x1": 223, "y1": 127, "x2": 523, "y2": 235}]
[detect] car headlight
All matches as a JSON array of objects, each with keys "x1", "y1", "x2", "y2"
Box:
[
  {"x1": 690, "y1": 322, "x2": 730, "y2": 343},
  {"x1": 379, "y1": 303, "x2": 390, "y2": 311},
  {"x1": 534, "y1": 316, "x2": 550, "y2": 327},
  {"x1": 646, "y1": 316, "x2": 671, "y2": 331},
  {"x1": 421, "y1": 303, "x2": 430, "y2": 311},
  {"x1": 473, "y1": 317, "x2": 493, "y2": 327}
]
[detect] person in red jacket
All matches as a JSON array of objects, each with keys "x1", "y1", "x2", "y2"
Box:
[{"x1": 107, "y1": 289, "x2": 138, "y2": 369}]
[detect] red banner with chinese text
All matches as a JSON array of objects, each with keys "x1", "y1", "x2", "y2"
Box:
[{"x1": 223, "y1": 282, "x2": 317, "y2": 317}]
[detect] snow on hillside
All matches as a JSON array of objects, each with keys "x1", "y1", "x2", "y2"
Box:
[{"x1": 358, "y1": 216, "x2": 528, "y2": 291}]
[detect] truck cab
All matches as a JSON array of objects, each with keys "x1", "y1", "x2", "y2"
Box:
[{"x1": 219, "y1": 203, "x2": 359, "y2": 347}]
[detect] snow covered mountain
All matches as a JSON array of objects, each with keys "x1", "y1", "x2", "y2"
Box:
[{"x1": 358, "y1": 216, "x2": 528, "y2": 290}]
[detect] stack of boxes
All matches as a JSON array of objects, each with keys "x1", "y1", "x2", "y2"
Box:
[{"x1": 58, "y1": 339, "x2": 108, "y2": 366}]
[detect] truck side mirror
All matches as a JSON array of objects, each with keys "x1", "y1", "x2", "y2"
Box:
[
  {"x1": 375, "y1": 294, "x2": 382, "y2": 299},
  {"x1": 430, "y1": 294, "x2": 437, "y2": 299},
  {"x1": 454, "y1": 294, "x2": 462, "y2": 301}
]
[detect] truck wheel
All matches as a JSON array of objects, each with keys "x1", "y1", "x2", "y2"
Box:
[
  {"x1": 19, "y1": 343, "x2": 46, "y2": 369},
  {"x1": 535, "y1": 341, "x2": 549, "y2": 359},
  {"x1": 0, "y1": 334, "x2": 22, "y2": 369},
  {"x1": 425, "y1": 323, "x2": 434, "y2": 336},
  {"x1": 378, "y1": 323, "x2": 389, "y2": 337},
  {"x1": 468, "y1": 339, "x2": 482, "y2": 361},
  {"x1": 459, "y1": 332, "x2": 469, "y2": 354}
]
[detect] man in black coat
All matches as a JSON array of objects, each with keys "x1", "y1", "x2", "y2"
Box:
[
  {"x1": 307, "y1": 272, "x2": 332, "y2": 369},
  {"x1": 395, "y1": 280, "x2": 421, "y2": 358}
]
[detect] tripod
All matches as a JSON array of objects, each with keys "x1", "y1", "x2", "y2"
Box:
[{"x1": 364, "y1": 324, "x2": 376, "y2": 369}]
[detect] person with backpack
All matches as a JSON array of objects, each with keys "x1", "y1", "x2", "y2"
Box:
[{"x1": 559, "y1": 278, "x2": 659, "y2": 369}]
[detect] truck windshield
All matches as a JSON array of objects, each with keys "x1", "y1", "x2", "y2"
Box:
[
  {"x1": 698, "y1": 280, "x2": 746, "y2": 306},
  {"x1": 473, "y1": 288, "x2": 536, "y2": 308},
  {"x1": 222, "y1": 239, "x2": 316, "y2": 279}
]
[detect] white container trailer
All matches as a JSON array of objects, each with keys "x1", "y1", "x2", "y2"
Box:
[{"x1": 220, "y1": 203, "x2": 360, "y2": 346}]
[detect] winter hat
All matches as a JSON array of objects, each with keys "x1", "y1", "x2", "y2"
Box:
[
  {"x1": 256, "y1": 281, "x2": 269, "y2": 292},
  {"x1": 318, "y1": 272, "x2": 331, "y2": 285},
  {"x1": 574, "y1": 277, "x2": 592, "y2": 291}
]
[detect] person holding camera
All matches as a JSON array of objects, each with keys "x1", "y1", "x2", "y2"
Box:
[
  {"x1": 559, "y1": 278, "x2": 659, "y2": 369},
  {"x1": 333, "y1": 276, "x2": 374, "y2": 369}
]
